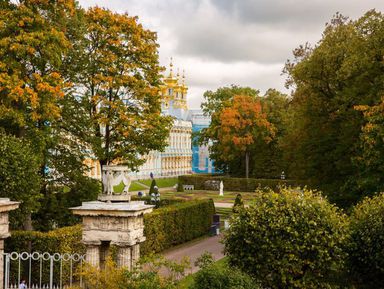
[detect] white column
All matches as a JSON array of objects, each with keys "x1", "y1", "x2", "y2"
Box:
[
  {"x1": 86, "y1": 243, "x2": 101, "y2": 268},
  {"x1": 131, "y1": 244, "x2": 140, "y2": 268},
  {"x1": 117, "y1": 246, "x2": 132, "y2": 270}
]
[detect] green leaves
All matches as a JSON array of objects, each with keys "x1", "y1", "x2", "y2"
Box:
[
  {"x1": 282, "y1": 10, "x2": 384, "y2": 206},
  {"x1": 224, "y1": 187, "x2": 348, "y2": 289},
  {"x1": 348, "y1": 193, "x2": 384, "y2": 286},
  {"x1": 0, "y1": 132, "x2": 42, "y2": 229}
]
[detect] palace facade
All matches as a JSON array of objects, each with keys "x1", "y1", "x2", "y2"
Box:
[
  {"x1": 130, "y1": 60, "x2": 193, "y2": 179},
  {"x1": 86, "y1": 60, "x2": 215, "y2": 180}
]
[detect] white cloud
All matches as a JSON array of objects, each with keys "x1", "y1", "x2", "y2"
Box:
[{"x1": 78, "y1": 0, "x2": 384, "y2": 109}]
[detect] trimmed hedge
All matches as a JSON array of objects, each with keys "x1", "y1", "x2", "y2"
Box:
[
  {"x1": 141, "y1": 199, "x2": 215, "y2": 255},
  {"x1": 6, "y1": 224, "x2": 85, "y2": 254},
  {"x1": 6, "y1": 199, "x2": 215, "y2": 257},
  {"x1": 178, "y1": 175, "x2": 307, "y2": 192}
]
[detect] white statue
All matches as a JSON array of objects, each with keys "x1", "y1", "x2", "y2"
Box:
[
  {"x1": 219, "y1": 181, "x2": 224, "y2": 196},
  {"x1": 102, "y1": 165, "x2": 131, "y2": 195}
]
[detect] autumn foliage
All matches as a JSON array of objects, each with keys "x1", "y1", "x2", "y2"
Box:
[{"x1": 215, "y1": 95, "x2": 275, "y2": 177}]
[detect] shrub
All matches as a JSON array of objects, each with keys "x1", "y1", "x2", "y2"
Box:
[
  {"x1": 192, "y1": 258, "x2": 256, "y2": 289},
  {"x1": 142, "y1": 199, "x2": 215, "y2": 255},
  {"x1": 224, "y1": 187, "x2": 348, "y2": 289},
  {"x1": 347, "y1": 192, "x2": 384, "y2": 287},
  {"x1": 178, "y1": 175, "x2": 307, "y2": 192},
  {"x1": 71, "y1": 256, "x2": 189, "y2": 289},
  {"x1": 149, "y1": 179, "x2": 157, "y2": 195},
  {"x1": 233, "y1": 194, "x2": 244, "y2": 213}
]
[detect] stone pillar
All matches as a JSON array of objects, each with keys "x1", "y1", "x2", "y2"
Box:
[
  {"x1": 116, "y1": 245, "x2": 132, "y2": 270},
  {"x1": 0, "y1": 199, "x2": 19, "y2": 289},
  {"x1": 131, "y1": 244, "x2": 140, "y2": 267},
  {"x1": 85, "y1": 243, "x2": 101, "y2": 268},
  {"x1": 0, "y1": 239, "x2": 4, "y2": 289}
]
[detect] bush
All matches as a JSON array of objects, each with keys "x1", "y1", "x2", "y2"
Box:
[
  {"x1": 149, "y1": 179, "x2": 157, "y2": 195},
  {"x1": 192, "y1": 259, "x2": 256, "y2": 289},
  {"x1": 224, "y1": 187, "x2": 348, "y2": 289},
  {"x1": 142, "y1": 199, "x2": 215, "y2": 255},
  {"x1": 233, "y1": 194, "x2": 244, "y2": 213},
  {"x1": 178, "y1": 175, "x2": 307, "y2": 192},
  {"x1": 347, "y1": 193, "x2": 384, "y2": 287},
  {"x1": 70, "y1": 255, "x2": 190, "y2": 289}
]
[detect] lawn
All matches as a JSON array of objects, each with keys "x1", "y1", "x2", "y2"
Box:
[
  {"x1": 139, "y1": 177, "x2": 178, "y2": 188},
  {"x1": 113, "y1": 181, "x2": 148, "y2": 193},
  {"x1": 160, "y1": 190, "x2": 255, "y2": 203}
]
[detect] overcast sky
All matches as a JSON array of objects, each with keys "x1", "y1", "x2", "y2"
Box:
[{"x1": 78, "y1": 0, "x2": 384, "y2": 109}]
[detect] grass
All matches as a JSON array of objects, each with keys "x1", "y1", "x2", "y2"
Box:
[
  {"x1": 138, "y1": 177, "x2": 178, "y2": 188},
  {"x1": 178, "y1": 257, "x2": 228, "y2": 289},
  {"x1": 113, "y1": 181, "x2": 148, "y2": 193},
  {"x1": 215, "y1": 207, "x2": 233, "y2": 219},
  {"x1": 160, "y1": 190, "x2": 254, "y2": 203}
]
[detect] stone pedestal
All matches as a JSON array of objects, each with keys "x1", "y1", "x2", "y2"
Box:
[
  {"x1": 0, "y1": 198, "x2": 19, "y2": 289},
  {"x1": 71, "y1": 201, "x2": 153, "y2": 270}
]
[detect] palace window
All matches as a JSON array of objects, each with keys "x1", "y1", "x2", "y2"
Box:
[{"x1": 168, "y1": 88, "x2": 173, "y2": 96}]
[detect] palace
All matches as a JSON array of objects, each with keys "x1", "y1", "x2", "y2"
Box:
[{"x1": 86, "y1": 59, "x2": 214, "y2": 180}]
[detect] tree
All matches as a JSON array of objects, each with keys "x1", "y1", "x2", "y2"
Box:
[
  {"x1": 0, "y1": 0, "x2": 85, "y2": 229},
  {"x1": 216, "y1": 95, "x2": 275, "y2": 178},
  {"x1": 76, "y1": 7, "x2": 173, "y2": 169},
  {"x1": 282, "y1": 10, "x2": 384, "y2": 205},
  {"x1": 354, "y1": 99, "x2": 384, "y2": 195},
  {"x1": 0, "y1": 132, "x2": 41, "y2": 229},
  {"x1": 200, "y1": 86, "x2": 259, "y2": 175},
  {"x1": 253, "y1": 89, "x2": 291, "y2": 178}
]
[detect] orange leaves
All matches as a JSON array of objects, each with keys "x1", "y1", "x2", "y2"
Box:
[{"x1": 216, "y1": 94, "x2": 276, "y2": 153}]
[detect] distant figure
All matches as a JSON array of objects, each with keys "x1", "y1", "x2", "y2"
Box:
[
  {"x1": 150, "y1": 172, "x2": 154, "y2": 179},
  {"x1": 19, "y1": 280, "x2": 27, "y2": 289},
  {"x1": 219, "y1": 181, "x2": 224, "y2": 196}
]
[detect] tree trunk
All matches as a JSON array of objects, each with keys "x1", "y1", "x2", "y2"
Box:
[
  {"x1": 23, "y1": 213, "x2": 33, "y2": 231},
  {"x1": 245, "y1": 151, "x2": 249, "y2": 179}
]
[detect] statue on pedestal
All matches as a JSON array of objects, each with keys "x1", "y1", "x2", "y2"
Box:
[{"x1": 99, "y1": 165, "x2": 131, "y2": 202}]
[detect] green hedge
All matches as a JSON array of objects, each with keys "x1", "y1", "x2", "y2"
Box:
[
  {"x1": 178, "y1": 175, "x2": 307, "y2": 192},
  {"x1": 6, "y1": 199, "x2": 215, "y2": 257},
  {"x1": 6, "y1": 224, "x2": 85, "y2": 254},
  {"x1": 141, "y1": 199, "x2": 215, "y2": 255}
]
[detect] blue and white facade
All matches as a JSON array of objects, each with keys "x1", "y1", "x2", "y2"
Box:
[{"x1": 187, "y1": 110, "x2": 216, "y2": 174}]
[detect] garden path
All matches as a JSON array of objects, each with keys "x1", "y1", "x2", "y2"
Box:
[{"x1": 163, "y1": 235, "x2": 224, "y2": 274}]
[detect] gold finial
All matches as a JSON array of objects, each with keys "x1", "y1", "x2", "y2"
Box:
[
  {"x1": 182, "y1": 69, "x2": 186, "y2": 85},
  {"x1": 169, "y1": 57, "x2": 173, "y2": 78},
  {"x1": 177, "y1": 68, "x2": 180, "y2": 82}
]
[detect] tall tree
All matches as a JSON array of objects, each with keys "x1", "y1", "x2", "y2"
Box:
[
  {"x1": 213, "y1": 95, "x2": 275, "y2": 178},
  {"x1": 200, "y1": 85, "x2": 259, "y2": 175},
  {"x1": 283, "y1": 10, "x2": 384, "y2": 205},
  {"x1": 76, "y1": 7, "x2": 173, "y2": 169},
  {"x1": 354, "y1": 99, "x2": 384, "y2": 195},
  {"x1": 0, "y1": 0, "x2": 79, "y2": 229},
  {"x1": 253, "y1": 89, "x2": 290, "y2": 178}
]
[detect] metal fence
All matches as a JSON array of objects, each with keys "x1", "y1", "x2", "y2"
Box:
[{"x1": 4, "y1": 252, "x2": 85, "y2": 289}]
